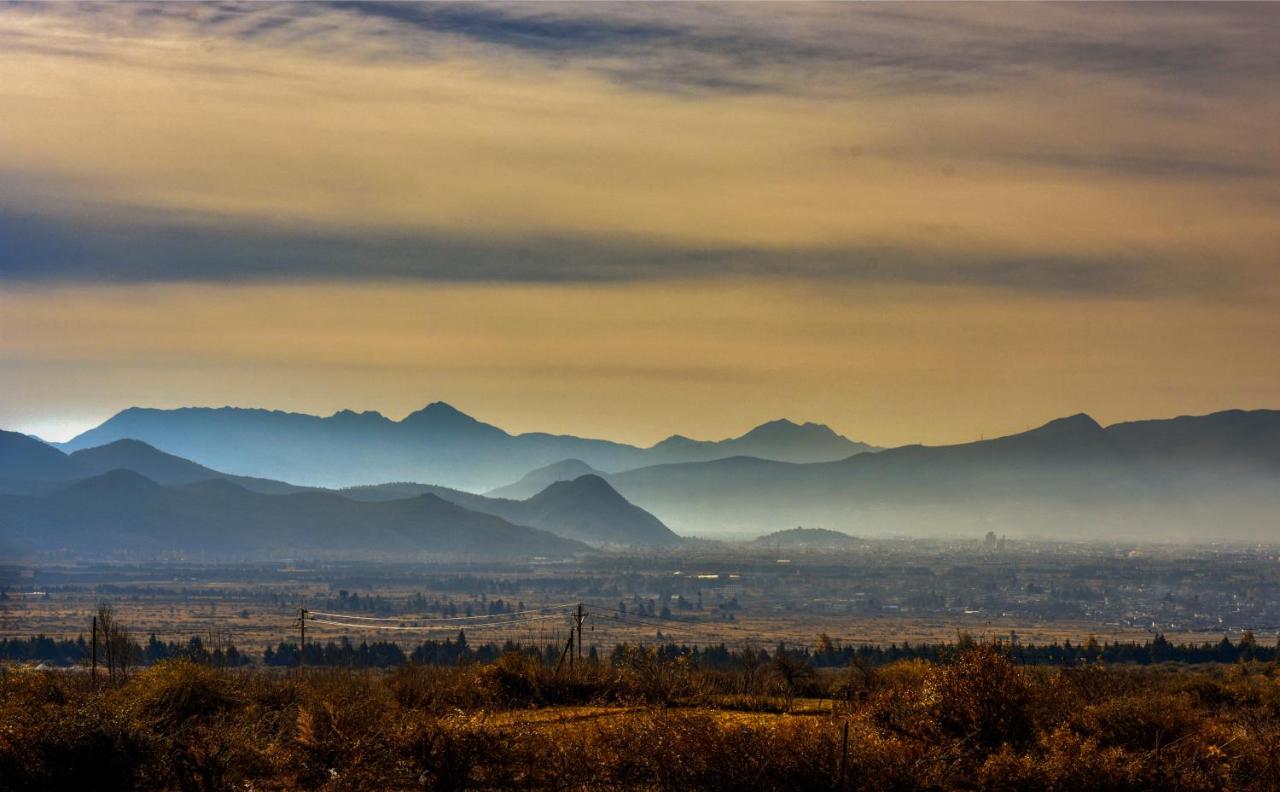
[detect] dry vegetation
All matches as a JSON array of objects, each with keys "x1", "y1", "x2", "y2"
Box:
[{"x1": 3, "y1": 646, "x2": 1280, "y2": 791}]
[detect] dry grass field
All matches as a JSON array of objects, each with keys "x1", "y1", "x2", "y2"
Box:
[
  {"x1": 4, "y1": 646, "x2": 1280, "y2": 790},
  {"x1": 0, "y1": 593, "x2": 1242, "y2": 660},
  {"x1": 10, "y1": 544, "x2": 1272, "y2": 665},
  {"x1": 0, "y1": 574, "x2": 1238, "y2": 660}
]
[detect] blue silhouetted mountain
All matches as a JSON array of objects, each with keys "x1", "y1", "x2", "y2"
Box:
[
  {"x1": 399, "y1": 401, "x2": 508, "y2": 439},
  {"x1": 57, "y1": 403, "x2": 877, "y2": 490},
  {"x1": 0, "y1": 469, "x2": 588, "y2": 560},
  {"x1": 0, "y1": 429, "x2": 92, "y2": 481},
  {"x1": 0, "y1": 431, "x2": 676, "y2": 549},
  {"x1": 605, "y1": 410, "x2": 1280, "y2": 541},
  {"x1": 1104, "y1": 409, "x2": 1280, "y2": 469},
  {"x1": 648, "y1": 419, "x2": 876, "y2": 466},
  {"x1": 512, "y1": 475, "x2": 679, "y2": 546},
  {"x1": 343, "y1": 474, "x2": 680, "y2": 547},
  {"x1": 486, "y1": 458, "x2": 604, "y2": 499},
  {"x1": 68, "y1": 439, "x2": 310, "y2": 494},
  {"x1": 20, "y1": 405, "x2": 1280, "y2": 543}
]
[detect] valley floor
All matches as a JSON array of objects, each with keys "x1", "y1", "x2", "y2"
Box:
[{"x1": 6, "y1": 542, "x2": 1277, "y2": 659}]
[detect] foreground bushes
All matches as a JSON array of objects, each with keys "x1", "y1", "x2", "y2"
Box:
[{"x1": 3, "y1": 647, "x2": 1280, "y2": 790}]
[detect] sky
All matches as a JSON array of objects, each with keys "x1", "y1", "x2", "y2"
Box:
[{"x1": 1, "y1": 2, "x2": 1278, "y2": 447}]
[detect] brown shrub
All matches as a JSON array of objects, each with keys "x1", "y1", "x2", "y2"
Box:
[
  {"x1": 396, "y1": 714, "x2": 489, "y2": 790},
  {"x1": 286, "y1": 670, "x2": 401, "y2": 789},
  {"x1": 1075, "y1": 691, "x2": 1204, "y2": 752},
  {"x1": 0, "y1": 669, "x2": 151, "y2": 791},
  {"x1": 2, "y1": 652, "x2": 1280, "y2": 790},
  {"x1": 923, "y1": 644, "x2": 1034, "y2": 751}
]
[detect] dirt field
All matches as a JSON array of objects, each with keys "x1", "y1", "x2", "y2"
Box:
[{"x1": 0, "y1": 587, "x2": 1232, "y2": 659}]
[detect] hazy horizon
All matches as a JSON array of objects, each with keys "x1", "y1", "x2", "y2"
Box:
[
  {"x1": 10, "y1": 396, "x2": 1277, "y2": 450},
  {"x1": 3, "y1": 3, "x2": 1279, "y2": 448}
]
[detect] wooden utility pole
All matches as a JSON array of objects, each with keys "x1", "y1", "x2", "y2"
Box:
[
  {"x1": 556, "y1": 630, "x2": 574, "y2": 674},
  {"x1": 297, "y1": 607, "x2": 307, "y2": 670},
  {"x1": 575, "y1": 603, "x2": 585, "y2": 663},
  {"x1": 90, "y1": 615, "x2": 97, "y2": 680}
]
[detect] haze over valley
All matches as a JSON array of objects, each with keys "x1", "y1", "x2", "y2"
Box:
[{"x1": 3, "y1": 402, "x2": 1277, "y2": 556}]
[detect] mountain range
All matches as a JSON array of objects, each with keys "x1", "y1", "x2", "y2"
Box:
[
  {"x1": 0, "y1": 469, "x2": 587, "y2": 560},
  {"x1": 57, "y1": 403, "x2": 876, "y2": 490},
  {"x1": 0, "y1": 430, "x2": 676, "y2": 557},
  {"x1": 6, "y1": 405, "x2": 1280, "y2": 550},
  {"x1": 601, "y1": 410, "x2": 1280, "y2": 540}
]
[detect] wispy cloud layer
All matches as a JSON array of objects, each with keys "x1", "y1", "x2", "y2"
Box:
[{"x1": 0, "y1": 2, "x2": 1277, "y2": 295}]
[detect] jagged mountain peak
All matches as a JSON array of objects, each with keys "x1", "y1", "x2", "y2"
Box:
[
  {"x1": 534, "y1": 473, "x2": 619, "y2": 500},
  {"x1": 739, "y1": 418, "x2": 843, "y2": 440},
  {"x1": 520, "y1": 474, "x2": 681, "y2": 546},
  {"x1": 651, "y1": 434, "x2": 698, "y2": 450},
  {"x1": 404, "y1": 401, "x2": 466, "y2": 418},
  {"x1": 1020, "y1": 413, "x2": 1105, "y2": 440},
  {"x1": 399, "y1": 402, "x2": 502, "y2": 432}
]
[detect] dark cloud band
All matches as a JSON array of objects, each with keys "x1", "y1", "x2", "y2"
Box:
[
  {"x1": 0, "y1": 209, "x2": 1203, "y2": 297},
  {"x1": 8, "y1": 3, "x2": 1277, "y2": 98}
]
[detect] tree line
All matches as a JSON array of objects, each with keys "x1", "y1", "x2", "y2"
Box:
[{"x1": 5, "y1": 626, "x2": 1277, "y2": 669}]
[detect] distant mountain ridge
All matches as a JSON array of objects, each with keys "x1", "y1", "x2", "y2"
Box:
[
  {"x1": 58, "y1": 403, "x2": 876, "y2": 490},
  {"x1": 0, "y1": 469, "x2": 587, "y2": 560},
  {"x1": 68, "y1": 439, "x2": 312, "y2": 495},
  {"x1": 486, "y1": 459, "x2": 604, "y2": 499},
  {"x1": 343, "y1": 474, "x2": 680, "y2": 547},
  {"x1": 649, "y1": 419, "x2": 870, "y2": 465},
  {"x1": 484, "y1": 422, "x2": 877, "y2": 497},
  {"x1": 1, "y1": 430, "x2": 92, "y2": 481},
  {"x1": 0, "y1": 432, "x2": 679, "y2": 550},
  {"x1": 9, "y1": 406, "x2": 1280, "y2": 545},
  {"x1": 604, "y1": 409, "x2": 1280, "y2": 541}
]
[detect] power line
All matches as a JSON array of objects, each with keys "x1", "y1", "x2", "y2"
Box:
[
  {"x1": 305, "y1": 612, "x2": 572, "y2": 632},
  {"x1": 306, "y1": 602, "x2": 579, "y2": 623}
]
